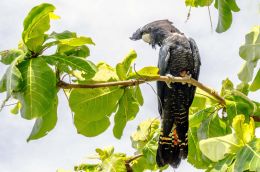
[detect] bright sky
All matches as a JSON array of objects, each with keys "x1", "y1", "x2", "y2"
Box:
[{"x1": 0, "y1": 0, "x2": 259, "y2": 172}]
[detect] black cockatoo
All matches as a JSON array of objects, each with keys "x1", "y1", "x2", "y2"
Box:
[{"x1": 130, "y1": 20, "x2": 201, "y2": 168}]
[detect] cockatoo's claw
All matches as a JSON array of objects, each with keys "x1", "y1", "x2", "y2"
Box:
[{"x1": 166, "y1": 74, "x2": 174, "y2": 88}]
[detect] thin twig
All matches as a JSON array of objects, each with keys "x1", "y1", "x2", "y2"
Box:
[
  {"x1": 57, "y1": 75, "x2": 226, "y2": 106},
  {"x1": 185, "y1": 6, "x2": 192, "y2": 23},
  {"x1": 207, "y1": 6, "x2": 213, "y2": 32},
  {"x1": 125, "y1": 154, "x2": 143, "y2": 164}
]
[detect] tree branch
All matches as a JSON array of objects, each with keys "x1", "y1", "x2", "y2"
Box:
[{"x1": 58, "y1": 75, "x2": 226, "y2": 106}]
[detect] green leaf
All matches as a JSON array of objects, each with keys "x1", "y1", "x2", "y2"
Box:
[
  {"x1": 128, "y1": 66, "x2": 159, "y2": 79},
  {"x1": 215, "y1": 0, "x2": 240, "y2": 33},
  {"x1": 142, "y1": 140, "x2": 158, "y2": 167},
  {"x1": 89, "y1": 62, "x2": 119, "y2": 82},
  {"x1": 70, "y1": 87, "x2": 123, "y2": 137},
  {"x1": 17, "y1": 57, "x2": 56, "y2": 119},
  {"x1": 185, "y1": 0, "x2": 213, "y2": 7},
  {"x1": 59, "y1": 37, "x2": 95, "y2": 46},
  {"x1": 131, "y1": 118, "x2": 160, "y2": 151},
  {"x1": 238, "y1": 61, "x2": 256, "y2": 83},
  {"x1": 135, "y1": 86, "x2": 144, "y2": 106},
  {"x1": 250, "y1": 69, "x2": 260, "y2": 92},
  {"x1": 101, "y1": 155, "x2": 127, "y2": 172},
  {"x1": 0, "y1": 73, "x2": 7, "y2": 93},
  {"x1": 0, "y1": 49, "x2": 24, "y2": 65},
  {"x1": 61, "y1": 45, "x2": 90, "y2": 58},
  {"x1": 189, "y1": 107, "x2": 216, "y2": 128},
  {"x1": 5, "y1": 55, "x2": 24, "y2": 97},
  {"x1": 234, "y1": 138, "x2": 260, "y2": 172},
  {"x1": 197, "y1": 113, "x2": 231, "y2": 140},
  {"x1": 116, "y1": 50, "x2": 137, "y2": 80},
  {"x1": 232, "y1": 115, "x2": 255, "y2": 144},
  {"x1": 225, "y1": 90, "x2": 255, "y2": 122},
  {"x1": 199, "y1": 133, "x2": 240, "y2": 162},
  {"x1": 10, "y1": 102, "x2": 21, "y2": 115},
  {"x1": 96, "y1": 146, "x2": 114, "y2": 161},
  {"x1": 210, "y1": 154, "x2": 236, "y2": 172},
  {"x1": 236, "y1": 82, "x2": 249, "y2": 95},
  {"x1": 238, "y1": 26, "x2": 260, "y2": 82},
  {"x1": 22, "y1": 3, "x2": 57, "y2": 52},
  {"x1": 27, "y1": 94, "x2": 58, "y2": 141},
  {"x1": 188, "y1": 127, "x2": 212, "y2": 169},
  {"x1": 220, "y1": 78, "x2": 234, "y2": 96},
  {"x1": 69, "y1": 87, "x2": 123, "y2": 122},
  {"x1": 43, "y1": 54, "x2": 97, "y2": 79},
  {"x1": 113, "y1": 88, "x2": 139, "y2": 139},
  {"x1": 239, "y1": 26, "x2": 260, "y2": 62},
  {"x1": 75, "y1": 116, "x2": 110, "y2": 137},
  {"x1": 49, "y1": 30, "x2": 77, "y2": 40}
]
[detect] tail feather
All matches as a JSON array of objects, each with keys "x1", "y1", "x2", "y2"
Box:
[{"x1": 156, "y1": 106, "x2": 189, "y2": 168}]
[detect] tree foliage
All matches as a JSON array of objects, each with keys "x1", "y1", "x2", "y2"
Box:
[{"x1": 0, "y1": 2, "x2": 259, "y2": 172}]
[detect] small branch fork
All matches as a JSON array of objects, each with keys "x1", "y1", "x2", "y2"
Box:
[{"x1": 58, "y1": 75, "x2": 226, "y2": 106}]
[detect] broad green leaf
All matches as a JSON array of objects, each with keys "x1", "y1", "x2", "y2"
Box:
[
  {"x1": 238, "y1": 61, "x2": 256, "y2": 83},
  {"x1": 238, "y1": 26, "x2": 260, "y2": 82},
  {"x1": 210, "y1": 154, "x2": 235, "y2": 172},
  {"x1": 197, "y1": 113, "x2": 231, "y2": 140},
  {"x1": 17, "y1": 57, "x2": 56, "y2": 119},
  {"x1": 101, "y1": 155, "x2": 127, "y2": 172},
  {"x1": 135, "y1": 86, "x2": 144, "y2": 106},
  {"x1": 61, "y1": 45, "x2": 90, "y2": 58},
  {"x1": 131, "y1": 118, "x2": 160, "y2": 151},
  {"x1": 5, "y1": 55, "x2": 24, "y2": 97},
  {"x1": 225, "y1": 90, "x2": 255, "y2": 122},
  {"x1": 43, "y1": 54, "x2": 97, "y2": 79},
  {"x1": 220, "y1": 78, "x2": 234, "y2": 96},
  {"x1": 215, "y1": 0, "x2": 240, "y2": 33},
  {"x1": 189, "y1": 107, "x2": 216, "y2": 128},
  {"x1": 142, "y1": 140, "x2": 158, "y2": 167},
  {"x1": 199, "y1": 133, "x2": 241, "y2": 162},
  {"x1": 90, "y1": 62, "x2": 119, "y2": 82},
  {"x1": 0, "y1": 49, "x2": 24, "y2": 65},
  {"x1": 10, "y1": 102, "x2": 21, "y2": 115},
  {"x1": 188, "y1": 127, "x2": 212, "y2": 169},
  {"x1": 96, "y1": 146, "x2": 114, "y2": 161},
  {"x1": 113, "y1": 88, "x2": 139, "y2": 139},
  {"x1": 74, "y1": 164, "x2": 98, "y2": 172},
  {"x1": 0, "y1": 73, "x2": 7, "y2": 93},
  {"x1": 239, "y1": 26, "x2": 260, "y2": 61},
  {"x1": 234, "y1": 138, "x2": 260, "y2": 172},
  {"x1": 22, "y1": 3, "x2": 57, "y2": 52},
  {"x1": 250, "y1": 69, "x2": 260, "y2": 92},
  {"x1": 116, "y1": 50, "x2": 137, "y2": 80},
  {"x1": 232, "y1": 115, "x2": 255, "y2": 144},
  {"x1": 128, "y1": 66, "x2": 159, "y2": 79},
  {"x1": 59, "y1": 37, "x2": 95, "y2": 46},
  {"x1": 27, "y1": 95, "x2": 58, "y2": 141},
  {"x1": 69, "y1": 87, "x2": 123, "y2": 123},
  {"x1": 185, "y1": 0, "x2": 213, "y2": 7},
  {"x1": 236, "y1": 82, "x2": 249, "y2": 95},
  {"x1": 74, "y1": 116, "x2": 110, "y2": 137},
  {"x1": 49, "y1": 30, "x2": 77, "y2": 40},
  {"x1": 190, "y1": 94, "x2": 207, "y2": 114}
]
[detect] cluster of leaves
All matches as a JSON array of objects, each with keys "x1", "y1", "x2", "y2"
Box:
[
  {"x1": 0, "y1": 3, "x2": 159, "y2": 141},
  {"x1": 69, "y1": 77, "x2": 260, "y2": 172},
  {"x1": 185, "y1": 0, "x2": 240, "y2": 33},
  {"x1": 187, "y1": 77, "x2": 260, "y2": 172},
  {"x1": 57, "y1": 118, "x2": 167, "y2": 172}
]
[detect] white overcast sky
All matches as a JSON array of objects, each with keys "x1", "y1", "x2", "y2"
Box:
[{"x1": 0, "y1": 0, "x2": 259, "y2": 172}]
